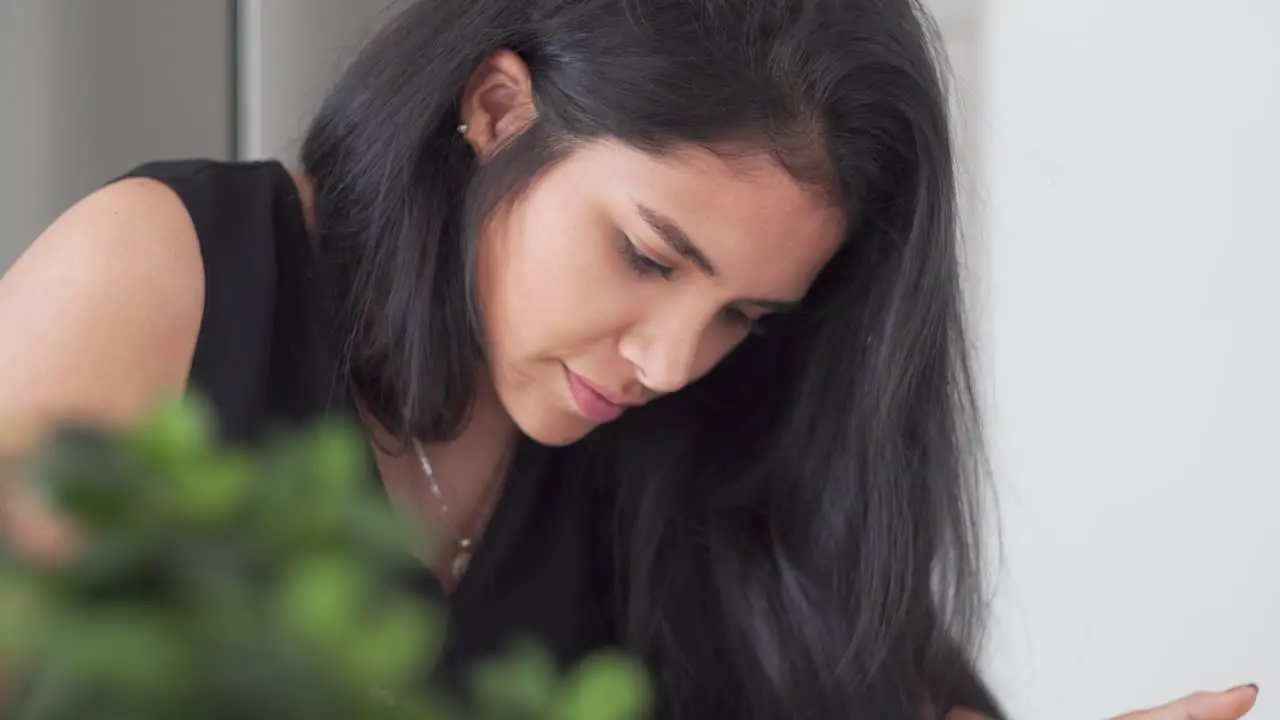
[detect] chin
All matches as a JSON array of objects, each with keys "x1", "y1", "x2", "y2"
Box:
[{"x1": 507, "y1": 407, "x2": 598, "y2": 447}]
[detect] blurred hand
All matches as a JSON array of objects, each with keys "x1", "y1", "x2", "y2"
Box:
[
  {"x1": 1113, "y1": 685, "x2": 1259, "y2": 720},
  {"x1": 0, "y1": 471, "x2": 79, "y2": 566}
]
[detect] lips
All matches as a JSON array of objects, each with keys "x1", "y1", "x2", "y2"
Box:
[{"x1": 564, "y1": 367, "x2": 627, "y2": 423}]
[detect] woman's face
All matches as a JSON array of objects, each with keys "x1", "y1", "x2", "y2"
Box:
[
  {"x1": 462, "y1": 51, "x2": 845, "y2": 446},
  {"x1": 475, "y1": 140, "x2": 846, "y2": 446}
]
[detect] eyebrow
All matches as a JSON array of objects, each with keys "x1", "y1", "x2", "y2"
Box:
[
  {"x1": 635, "y1": 202, "x2": 802, "y2": 314},
  {"x1": 637, "y1": 203, "x2": 718, "y2": 277}
]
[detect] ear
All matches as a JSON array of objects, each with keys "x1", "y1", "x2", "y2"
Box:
[{"x1": 458, "y1": 49, "x2": 537, "y2": 158}]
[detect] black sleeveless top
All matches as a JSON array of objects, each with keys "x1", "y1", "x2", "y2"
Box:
[{"x1": 119, "y1": 159, "x2": 620, "y2": 695}]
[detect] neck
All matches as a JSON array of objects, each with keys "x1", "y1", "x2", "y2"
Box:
[
  {"x1": 357, "y1": 374, "x2": 517, "y2": 556},
  {"x1": 427, "y1": 373, "x2": 519, "y2": 483}
]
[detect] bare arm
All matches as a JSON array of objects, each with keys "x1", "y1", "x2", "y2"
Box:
[{"x1": 0, "y1": 177, "x2": 205, "y2": 558}]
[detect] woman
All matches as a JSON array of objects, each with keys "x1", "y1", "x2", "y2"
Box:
[{"x1": 0, "y1": 0, "x2": 1259, "y2": 717}]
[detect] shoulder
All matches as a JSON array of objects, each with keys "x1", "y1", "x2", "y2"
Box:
[
  {"x1": 0, "y1": 172, "x2": 205, "y2": 441},
  {"x1": 6, "y1": 171, "x2": 207, "y2": 356}
]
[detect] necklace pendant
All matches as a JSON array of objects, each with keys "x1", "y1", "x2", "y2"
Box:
[{"x1": 451, "y1": 549, "x2": 472, "y2": 579}]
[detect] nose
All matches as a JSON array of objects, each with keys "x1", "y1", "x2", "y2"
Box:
[{"x1": 618, "y1": 312, "x2": 709, "y2": 396}]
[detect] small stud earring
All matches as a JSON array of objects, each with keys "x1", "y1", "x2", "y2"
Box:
[{"x1": 457, "y1": 122, "x2": 469, "y2": 135}]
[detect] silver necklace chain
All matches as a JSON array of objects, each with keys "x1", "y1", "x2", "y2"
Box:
[{"x1": 411, "y1": 439, "x2": 487, "y2": 581}]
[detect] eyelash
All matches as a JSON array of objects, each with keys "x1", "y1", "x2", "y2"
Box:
[
  {"x1": 618, "y1": 234, "x2": 674, "y2": 279},
  {"x1": 616, "y1": 233, "x2": 766, "y2": 336}
]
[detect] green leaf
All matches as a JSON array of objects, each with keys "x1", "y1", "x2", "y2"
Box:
[
  {"x1": 0, "y1": 569, "x2": 47, "y2": 663},
  {"x1": 130, "y1": 395, "x2": 215, "y2": 470},
  {"x1": 271, "y1": 554, "x2": 371, "y2": 650},
  {"x1": 40, "y1": 607, "x2": 192, "y2": 697},
  {"x1": 547, "y1": 651, "x2": 650, "y2": 720},
  {"x1": 347, "y1": 594, "x2": 442, "y2": 687},
  {"x1": 26, "y1": 428, "x2": 145, "y2": 525},
  {"x1": 166, "y1": 450, "x2": 253, "y2": 525},
  {"x1": 468, "y1": 638, "x2": 559, "y2": 719},
  {"x1": 63, "y1": 531, "x2": 156, "y2": 588},
  {"x1": 177, "y1": 546, "x2": 258, "y2": 645},
  {"x1": 306, "y1": 420, "x2": 368, "y2": 505}
]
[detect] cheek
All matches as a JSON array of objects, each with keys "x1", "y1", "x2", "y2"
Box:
[{"x1": 482, "y1": 196, "x2": 631, "y2": 362}]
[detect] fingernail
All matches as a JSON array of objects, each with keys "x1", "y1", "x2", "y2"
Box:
[{"x1": 1228, "y1": 683, "x2": 1259, "y2": 694}]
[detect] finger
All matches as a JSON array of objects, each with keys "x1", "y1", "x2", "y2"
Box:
[
  {"x1": 1181, "y1": 685, "x2": 1259, "y2": 720},
  {"x1": 1114, "y1": 685, "x2": 1260, "y2": 720},
  {"x1": 0, "y1": 480, "x2": 79, "y2": 566}
]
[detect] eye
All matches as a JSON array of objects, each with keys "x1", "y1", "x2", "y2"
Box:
[
  {"x1": 617, "y1": 233, "x2": 674, "y2": 279},
  {"x1": 724, "y1": 308, "x2": 767, "y2": 337}
]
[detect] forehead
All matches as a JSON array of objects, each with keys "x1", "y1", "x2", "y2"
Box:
[{"x1": 571, "y1": 140, "x2": 847, "y2": 291}]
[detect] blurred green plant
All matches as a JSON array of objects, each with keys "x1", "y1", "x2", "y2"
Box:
[{"x1": 0, "y1": 396, "x2": 648, "y2": 720}]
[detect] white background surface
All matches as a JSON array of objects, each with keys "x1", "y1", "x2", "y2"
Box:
[{"x1": 979, "y1": 1, "x2": 1278, "y2": 717}]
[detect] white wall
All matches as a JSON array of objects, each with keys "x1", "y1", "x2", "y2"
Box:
[
  {"x1": 980, "y1": 1, "x2": 1279, "y2": 717},
  {"x1": 0, "y1": 0, "x2": 231, "y2": 269}
]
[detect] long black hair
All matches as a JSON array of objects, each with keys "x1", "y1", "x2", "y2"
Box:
[{"x1": 301, "y1": 0, "x2": 1002, "y2": 717}]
